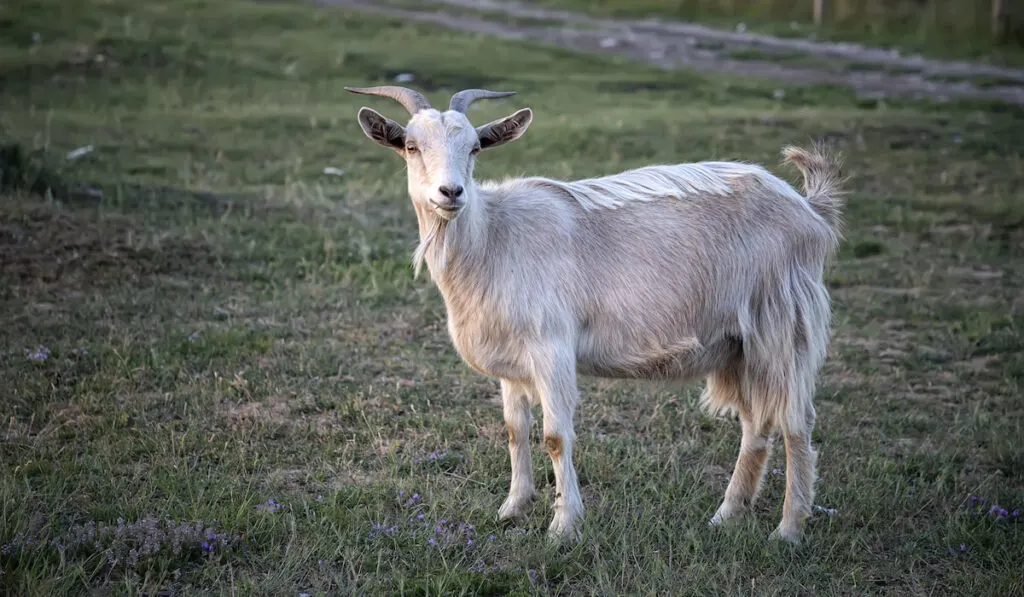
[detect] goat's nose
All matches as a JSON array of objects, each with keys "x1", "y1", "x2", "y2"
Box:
[{"x1": 438, "y1": 185, "x2": 464, "y2": 199}]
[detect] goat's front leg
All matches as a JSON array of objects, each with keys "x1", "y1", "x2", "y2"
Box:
[
  {"x1": 533, "y1": 350, "x2": 583, "y2": 541},
  {"x1": 498, "y1": 379, "x2": 536, "y2": 522}
]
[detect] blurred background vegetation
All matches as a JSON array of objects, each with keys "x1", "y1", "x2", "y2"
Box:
[{"x1": 534, "y1": 0, "x2": 1024, "y2": 63}]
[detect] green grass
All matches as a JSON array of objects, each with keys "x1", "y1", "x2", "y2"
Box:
[
  {"x1": 526, "y1": 0, "x2": 1024, "y2": 66},
  {"x1": 2, "y1": 0, "x2": 1023, "y2": 594}
]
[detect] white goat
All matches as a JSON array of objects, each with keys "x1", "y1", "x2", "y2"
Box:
[{"x1": 346, "y1": 85, "x2": 843, "y2": 543}]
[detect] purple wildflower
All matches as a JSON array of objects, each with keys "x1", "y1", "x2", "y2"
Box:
[
  {"x1": 1012, "y1": 510, "x2": 1019, "y2": 519},
  {"x1": 25, "y1": 346, "x2": 51, "y2": 362},
  {"x1": 986, "y1": 505, "x2": 1010, "y2": 518},
  {"x1": 960, "y1": 543, "x2": 967, "y2": 552},
  {"x1": 316, "y1": 495, "x2": 324, "y2": 503},
  {"x1": 256, "y1": 498, "x2": 285, "y2": 513},
  {"x1": 416, "y1": 450, "x2": 448, "y2": 464},
  {"x1": 528, "y1": 569, "x2": 539, "y2": 586},
  {"x1": 488, "y1": 534, "x2": 495, "y2": 542},
  {"x1": 3, "y1": 515, "x2": 232, "y2": 566},
  {"x1": 428, "y1": 537, "x2": 437, "y2": 546},
  {"x1": 416, "y1": 513, "x2": 425, "y2": 521}
]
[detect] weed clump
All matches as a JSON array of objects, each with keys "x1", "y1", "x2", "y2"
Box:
[{"x1": 0, "y1": 142, "x2": 69, "y2": 200}]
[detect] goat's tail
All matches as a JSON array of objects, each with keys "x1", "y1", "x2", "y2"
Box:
[{"x1": 782, "y1": 143, "x2": 844, "y2": 233}]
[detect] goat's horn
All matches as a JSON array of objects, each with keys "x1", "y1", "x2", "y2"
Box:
[
  {"x1": 344, "y1": 85, "x2": 432, "y2": 115},
  {"x1": 449, "y1": 89, "x2": 516, "y2": 113}
]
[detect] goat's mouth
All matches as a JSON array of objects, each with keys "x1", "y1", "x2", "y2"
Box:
[{"x1": 430, "y1": 203, "x2": 462, "y2": 220}]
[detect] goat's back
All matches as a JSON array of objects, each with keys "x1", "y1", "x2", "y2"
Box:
[{"x1": 481, "y1": 162, "x2": 835, "y2": 382}]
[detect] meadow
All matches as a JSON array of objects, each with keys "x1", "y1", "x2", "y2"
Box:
[
  {"x1": 1, "y1": 0, "x2": 1022, "y2": 594},
  {"x1": 528, "y1": 0, "x2": 1024, "y2": 65}
]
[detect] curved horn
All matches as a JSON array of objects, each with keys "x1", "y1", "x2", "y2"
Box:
[
  {"x1": 344, "y1": 85, "x2": 432, "y2": 116},
  {"x1": 448, "y1": 89, "x2": 517, "y2": 113}
]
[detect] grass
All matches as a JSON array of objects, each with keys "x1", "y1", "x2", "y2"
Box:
[
  {"x1": 526, "y1": 0, "x2": 1024, "y2": 66},
  {"x1": 1, "y1": 0, "x2": 1023, "y2": 594}
]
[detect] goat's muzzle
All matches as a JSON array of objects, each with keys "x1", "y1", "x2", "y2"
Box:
[
  {"x1": 429, "y1": 184, "x2": 465, "y2": 219},
  {"x1": 429, "y1": 196, "x2": 464, "y2": 219}
]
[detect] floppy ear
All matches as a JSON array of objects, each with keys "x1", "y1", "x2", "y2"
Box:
[
  {"x1": 476, "y1": 108, "x2": 533, "y2": 150},
  {"x1": 357, "y1": 107, "x2": 406, "y2": 150}
]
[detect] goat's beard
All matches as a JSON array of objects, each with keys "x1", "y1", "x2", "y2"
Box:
[{"x1": 412, "y1": 214, "x2": 449, "y2": 279}]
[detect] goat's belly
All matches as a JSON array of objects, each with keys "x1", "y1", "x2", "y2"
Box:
[
  {"x1": 448, "y1": 328, "x2": 532, "y2": 381},
  {"x1": 576, "y1": 336, "x2": 741, "y2": 381},
  {"x1": 460, "y1": 352, "x2": 529, "y2": 380}
]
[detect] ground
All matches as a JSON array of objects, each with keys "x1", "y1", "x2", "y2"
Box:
[{"x1": 1, "y1": 0, "x2": 1023, "y2": 595}]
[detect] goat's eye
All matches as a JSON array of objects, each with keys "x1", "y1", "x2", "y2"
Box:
[
  {"x1": 471, "y1": 145, "x2": 481, "y2": 155},
  {"x1": 405, "y1": 144, "x2": 417, "y2": 153}
]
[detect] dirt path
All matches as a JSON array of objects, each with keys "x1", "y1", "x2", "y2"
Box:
[{"x1": 318, "y1": 0, "x2": 1024, "y2": 106}]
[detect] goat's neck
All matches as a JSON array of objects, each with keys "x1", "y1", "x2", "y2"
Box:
[{"x1": 414, "y1": 184, "x2": 489, "y2": 286}]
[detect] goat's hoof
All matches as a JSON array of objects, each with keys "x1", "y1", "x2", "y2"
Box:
[
  {"x1": 768, "y1": 526, "x2": 801, "y2": 545},
  {"x1": 545, "y1": 513, "x2": 582, "y2": 544},
  {"x1": 498, "y1": 493, "x2": 535, "y2": 522},
  {"x1": 709, "y1": 503, "x2": 745, "y2": 527},
  {"x1": 545, "y1": 525, "x2": 581, "y2": 545}
]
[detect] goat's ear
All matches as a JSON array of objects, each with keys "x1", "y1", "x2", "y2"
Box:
[
  {"x1": 476, "y1": 108, "x2": 532, "y2": 150},
  {"x1": 357, "y1": 107, "x2": 406, "y2": 150}
]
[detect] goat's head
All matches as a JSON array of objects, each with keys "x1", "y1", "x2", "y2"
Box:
[{"x1": 346, "y1": 85, "x2": 532, "y2": 221}]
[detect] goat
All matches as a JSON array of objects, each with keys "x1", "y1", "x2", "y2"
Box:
[{"x1": 345, "y1": 85, "x2": 844, "y2": 543}]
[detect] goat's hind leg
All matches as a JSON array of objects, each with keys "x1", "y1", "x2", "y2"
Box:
[
  {"x1": 498, "y1": 379, "x2": 537, "y2": 522},
  {"x1": 770, "y1": 401, "x2": 817, "y2": 544},
  {"x1": 707, "y1": 364, "x2": 773, "y2": 526}
]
